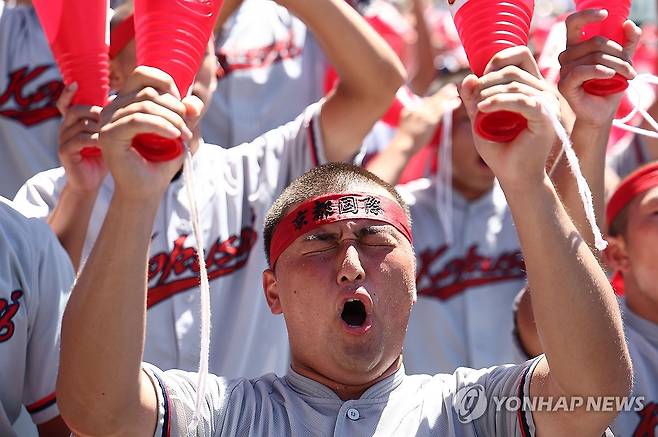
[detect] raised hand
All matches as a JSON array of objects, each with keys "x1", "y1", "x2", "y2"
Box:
[
  {"x1": 398, "y1": 84, "x2": 459, "y2": 154},
  {"x1": 558, "y1": 9, "x2": 641, "y2": 127},
  {"x1": 57, "y1": 82, "x2": 108, "y2": 194},
  {"x1": 460, "y1": 46, "x2": 559, "y2": 188},
  {"x1": 98, "y1": 66, "x2": 196, "y2": 201}
]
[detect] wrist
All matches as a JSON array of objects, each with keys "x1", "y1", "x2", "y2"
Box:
[
  {"x1": 110, "y1": 192, "x2": 161, "y2": 218},
  {"x1": 62, "y1": 182, "x2": 100, "y2": 203},
  {"x1": 390, "y1": 132, "x2": 422, "y2": 157},
  {"x1": 498, "y1": 172, "x2": 551, "y2": 201},
  {"x1": 571, "y1": 119, "x2": 612, "y2": 153},
  {"x1": 112, "y1": 187, "x2": 164, "y2": 210},
  {"x1": 572, "y1": 116, "x2": 613, "y2": 132}
]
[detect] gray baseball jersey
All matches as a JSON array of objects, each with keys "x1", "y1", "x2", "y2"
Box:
[
  {"x1": 0, "y1": 2, "x2": 64, "y2": 198},
  {"x1": 607, "y1": 135, "x2": 651, "y2": 180},
  {"x1": 0, "y1": 197, "x2": 74, "y2": 435},
  {"x1": 142, "y1": 357, "x2": 542, "y2": 436},
  {"x1": 14, "y1": 103, "x2": 326, "y2": 379},
  {"x1": 200, "y1": 0, "x2": 326, "y2": 147},
  {"x1": 398, "y1": 179, "x2": 526, "y2": 374},
  {"x1": 610, "y1": 300, "x2": 658, "y2": 437}
]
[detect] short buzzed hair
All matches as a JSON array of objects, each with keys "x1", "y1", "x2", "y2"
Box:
[{"x1": 263, "y1": 163, "x2": 411, "y2": 266}]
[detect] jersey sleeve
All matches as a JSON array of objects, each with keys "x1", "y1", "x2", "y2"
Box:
[
  {"x1": 12, "y1": 168, "x2": 66, "y2": 221},
  {"x1": 22, "y1": 222, "x2": 74, "y2": 424},
  {"x1": 143, "y1": 363, "x2": 239, "y2": 437},
  {"x1": 452, "y1": 356, "x2": 543, "y2": 437}
]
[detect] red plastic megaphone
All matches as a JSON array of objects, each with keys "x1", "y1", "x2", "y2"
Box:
[
  {"x1": 450, "y1": 0, "x2": 534, "y2": 143},
  {"x1": 574, "y1": 0, "x2": 631, "y2": 96},
  {"x1": 132, "y1": 0, "x2": 223, "y2": 162},
  {"x1": 32, "y1": 0, "x2": 109, "y2": 158}
]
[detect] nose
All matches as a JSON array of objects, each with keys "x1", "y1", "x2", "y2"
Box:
[{"x1": 337, "y1": 243, "x2": 365, "y2": 285}]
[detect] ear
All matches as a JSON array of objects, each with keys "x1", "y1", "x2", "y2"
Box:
[
  {"x1": 603, "y1": 235, "x2": 631, "y2": 273},
  {"x1": 263, "y1": 269, "x2": 283, "y2": 315}
]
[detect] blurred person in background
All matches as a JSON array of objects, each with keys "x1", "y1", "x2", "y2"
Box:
[{"x1": 0, "y1": 0, "x2": 64, "y2": 198}]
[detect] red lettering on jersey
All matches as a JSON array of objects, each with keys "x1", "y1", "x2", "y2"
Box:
[
  {"x1": 634, "y1": 402, "x2": 657, "y2": 437},
  {"x1": 215, "y1": 30, "x2": 303, "y2": 79},
  {"x1": 0, "y1": 290, "x2": 23, "y2": 343},
  {"x1": 147, "y1": 228, "x2": 258, "y2": 308},
  {"x1": 416, "y1": 244, "x2": 525, "y2": 300},
  {"x1": 0, "y1": 65, "x2": 64, "y2": 126}
]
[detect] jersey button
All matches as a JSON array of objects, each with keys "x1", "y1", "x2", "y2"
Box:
[{"x1": 347, "y1": 408, "x2": 360, "y2": 421}]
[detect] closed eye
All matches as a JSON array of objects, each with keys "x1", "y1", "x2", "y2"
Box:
[
  {"x1": 302, "y1": 233, "x2": 339, "y2": 255},
  {"x1": 357, "y1": 226, "x2": 399, "y2": 247}
]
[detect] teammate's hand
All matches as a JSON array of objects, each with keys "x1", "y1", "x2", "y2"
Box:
[
  {"x1": 460, "y1": 46, "x2": 558, "y2": 188},
  {"x1": 395, "y1": 84, "x2": 459, "y2": 155},
  {"x1": 558, "y1": 9, "x2": 641, "y2": 128},
  {"x1": 98, "y1": 66, "x2": 194, "y2": 202},
  {"x1": 57, "y1": 82, "x2": 108, "y2": 194}
]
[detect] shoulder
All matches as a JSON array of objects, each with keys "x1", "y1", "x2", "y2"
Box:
[
  {"x1": 21, "y1": 166, "x2": 68, "y2": 195},
  {"x1": 226, "y1": 102, "x2": 323, "y2": 157},
  {"x1": 0, "y1": 196, "x2": 70, "y2": 287},
  {"x1": 0, "y1": 197, "x2": 55, "y2": 247},
  {"x1": 396, "y1": 178, "x2": 434, "y2": 207}
]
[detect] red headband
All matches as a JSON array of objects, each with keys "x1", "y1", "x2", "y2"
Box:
[
  {"x1": 109, "y1": 14, "x2": 134, "y2": 60},
  {"x1": 607, "y1": 162, "x2": 658, "y2": 226},
  {"x1": 605, "y1": 162, "x2": 658, "y2": 296},
  {"x1": 269, "y1": 192, "x2": 413, "y2": 267}
]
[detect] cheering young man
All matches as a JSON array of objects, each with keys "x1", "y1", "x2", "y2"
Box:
[{"x1": 57, "y1": 45, "x2": 630, "y2": 435}]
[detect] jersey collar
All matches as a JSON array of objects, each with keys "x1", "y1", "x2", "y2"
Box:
[{"x1": 284, "y1": 365, "x2": 406, "y2": 401}]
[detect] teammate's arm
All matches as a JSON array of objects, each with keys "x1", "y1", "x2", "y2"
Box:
[
  {"x1": 515, "y1": 9, "x2": 641, "y2": 361},
  {"x1": 56, "y1": 67, "x2": 193, "y2": 436},
  {"x1": 551, "y1": 9, "x2": 640, "y2": 243},
  {"x1": 366, "y1": 84, "x2": 458, "y2": 185},
  {"x1": 460, "y1": 47, "x2": 632, "y2": 436},
  {"x1": 46, "y1": 83, "x2": 107, "y2": 270},
  {"x1": 409, "y1": 0, "x2": 436, "y2": 96},
  {"x1": 277, "y1": 0, "x2": 406, "y2": 162}
]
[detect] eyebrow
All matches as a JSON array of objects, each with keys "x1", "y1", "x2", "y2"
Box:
[
  {"x1": 355, "y1": 225, "x2": 397, "y2": 237},
  {"x1": 302, "y1": 224, "x2": 397, "y2": 241}
]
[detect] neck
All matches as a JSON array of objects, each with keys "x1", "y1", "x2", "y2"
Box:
[
  {"x1": 452, "y1": 178, "x2": 492, "y2": 202},
  {"x1": 624, "y1": 283, "x2": 658, "y2": 325},
  {"x1": 291, "y1": 356, "x2": 402, "y2": 401}
]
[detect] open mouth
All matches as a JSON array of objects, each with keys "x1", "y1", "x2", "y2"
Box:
[{"x1": 341, "y1": 298, "x2": 368, "y2": 327}]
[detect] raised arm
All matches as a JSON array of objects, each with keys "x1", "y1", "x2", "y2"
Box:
[
  {"x1": 366, "y1": 84, "x2": 458, "y2": 185},
  {"x1": 516, "y1": 9, "x2": 641, "y2": 359},
  {"x1": 460, "y1": 47, "x2": 632, "y2": 436},
  {"x1": 278, "y1": 0, "x2": 406, "y2": 162},
  {"x1": 408, "y1": 0, "x2": 436, "y2": 96},
  {"x1": 56, "y1": 67, "x2": 194, "y2": 436},
  {"x1": 45, "y1": 83, "x2": 107, "y2": 271},
  {"x1": 553, "y1": 9, "x2": 640, "y2": 243}
]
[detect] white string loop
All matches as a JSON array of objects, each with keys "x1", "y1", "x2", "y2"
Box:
[
  {"x1": 182, "y1": 144, "x2": 212, "y2": 432},
  {"x1": 435, "y1": 106, "x2": 454, "y2": 246},
  {"x1": 540, "y1": 96, "x2": 607, "y2": 251}
]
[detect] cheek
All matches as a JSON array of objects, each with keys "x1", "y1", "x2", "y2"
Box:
[
  {"x1": 276, "y1": 261, "x2": 334, "y2": 316},
  {"x1": 370, "y1": 255, "x2": 416, "y2": 309},
  {"x1": 626, "y1": 221, "x2": 658, "y2": 275}
]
